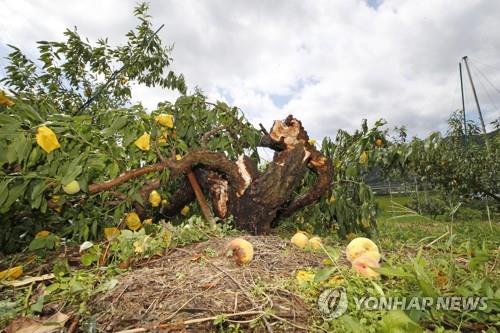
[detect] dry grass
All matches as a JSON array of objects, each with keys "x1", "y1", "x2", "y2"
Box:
[{"x1": 89, "y1": 235, "x2": 330, "y2": 332}]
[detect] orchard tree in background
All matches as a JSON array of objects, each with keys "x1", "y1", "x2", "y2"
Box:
[{"x1": 392, "y1": 111, "x2": 499, "y2": 205}]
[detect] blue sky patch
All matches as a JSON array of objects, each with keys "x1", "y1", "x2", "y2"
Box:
[{"x1": 365, "y1": 0, "x2": 383, "y2": 10}]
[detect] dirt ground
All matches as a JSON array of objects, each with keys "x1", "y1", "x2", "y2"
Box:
[{"x1": 89, "y1": 235, "x2": 330, "y2": 332}]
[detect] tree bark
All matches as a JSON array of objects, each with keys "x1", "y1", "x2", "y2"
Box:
[{"x1": 88, "y1": 115, "x2": 333, "y2": 234}]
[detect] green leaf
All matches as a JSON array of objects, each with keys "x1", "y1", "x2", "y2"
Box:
[
  {"x1": 30, "y1": 295, "x2": 45, "y2": 313},
  {"x1": 44, "y1": 283, "x2": 60, "y2": 295},
  {"x1": 61, "y1": 165, "x2": 83, "y2": 185},
  {"x1": 101, "y1": 115, "x2": 129, "y2": 136},
  {"x1": 31, "y1": 180, "x2": 49, "y2": 209},
  {"x1": 0, "y1": 180, "x2": 10, "y2": 207},
  {"x1": 375, "y1": 266, "x2": 414, "y2": 278},
  {"x1": 378, "y1": 310, "x2": 422, "y2": 333},
  {"x1": 131, "y1": 191, "x2": 144, "y2": 205},
  {"x1": 13, "y1": 133, "x2": 30, "y2": 163},
  {"x1": 314, "y1": 267, "x2": 337, "y2": 283},
  {"x1": 80, "y1": 253, "x2": 97, "y2": 266},
  {"x1": 69, "y1": 279, "x2": 84, "y2": 293},
  {"x1": 340, "y1": 315, "x2": 366, "y2": 333},
  {"x1": 1, "y1": 181, "x2": 29, "y2": 212}
]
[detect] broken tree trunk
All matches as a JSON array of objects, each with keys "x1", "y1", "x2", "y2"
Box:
[{"x1": 89, "y1": 115, "x2": 333, "y2": 235}]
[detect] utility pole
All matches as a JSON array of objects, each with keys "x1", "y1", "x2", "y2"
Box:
[
  {"x1": 459, "y1": 62, "x2": 466, "y2": 141},
  {"x1": 462, "y1": 56, "x2": 490, "y2": 152}
]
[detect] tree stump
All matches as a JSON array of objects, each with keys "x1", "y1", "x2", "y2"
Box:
[{"x1": 89, "y1": 115, "x2": 333, "y2": 235}]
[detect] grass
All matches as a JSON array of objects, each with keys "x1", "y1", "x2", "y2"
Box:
[
  {"x1": 376, "y1": 194, "x2": 499, "y2": 250},
  {"x1": 1, "y1": 195, "x2": 499, "y2": 332},
  {"x1": 309, "y1": 195, "x2": 500, "y2": 332}
]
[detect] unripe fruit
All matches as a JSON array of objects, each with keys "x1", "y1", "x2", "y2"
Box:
[
  {"x1": 291, "y1": 232, "x2": 309, "y2": 249},
  {"x1": 35, "y1": 230, "x2": 50, "y2": 239},
  {"x1": 308, "y1": 236, "x2": 322, "y2": 251},
  {"x1": 125, "y1": 212, "x2": 142, "y2": 231},
  {"x1": 359, "y1": 151, "x2": 368, "y2": 165},
  {"x1": 149, "y1": 190, "x2": 161, "y2": 207},
  {"x1": 180, "y1": 206, "x2": 190, "y2": 216},
  {"x1": 63, "y1": 180, "x2": 80, "y2": 195},
  {"x1": 226, "y1": 238, "x2": 254, "y2": 265}
]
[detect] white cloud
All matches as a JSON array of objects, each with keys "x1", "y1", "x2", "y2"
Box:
[{"x1": 1, "y1": 0, "x2": 499, "y2": 139}]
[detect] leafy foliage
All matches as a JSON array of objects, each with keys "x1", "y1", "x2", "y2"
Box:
[
  {"x1": 288, "y1": 119, "x2": 388, "y2": 238},
  {"x1": 385, "y1": 111, "x2": 499, "y2": 205},
  {"x1": 0, "y1": 4, "x2": 260, "y2": 253}
]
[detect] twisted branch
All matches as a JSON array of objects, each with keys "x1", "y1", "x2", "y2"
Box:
[{"x1": 88, "y1": 150, "x2": 246, "y2": 195}]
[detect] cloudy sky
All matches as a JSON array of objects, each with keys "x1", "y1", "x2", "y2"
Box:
[{"x1": 1, "y1": 0, "x2": 499, "y2": 140}]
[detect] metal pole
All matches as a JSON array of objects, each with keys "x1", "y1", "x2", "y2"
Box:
[
  {"x1": 462, "y1": 56, "x2": 490, "y2": 152},
  {"x1": 459, "y1": 62, "x2": 467, "y2": 141}
]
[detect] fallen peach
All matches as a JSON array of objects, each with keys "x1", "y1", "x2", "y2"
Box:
[
  {"x1": 351, "y1": 255, "x2": 380, "y2": 278},
  {"x1": 291, "y1": 232, "x2": 309, "y2": 249},
  {"x1": 226, "y1": 238, "x2": 254, "y2": 265}
]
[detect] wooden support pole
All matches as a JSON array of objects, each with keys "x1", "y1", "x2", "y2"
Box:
[{"x1": 186, "y1": 169, "x2": 216, "y2": 227}]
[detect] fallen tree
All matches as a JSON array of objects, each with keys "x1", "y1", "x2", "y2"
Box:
[
  {"x1": 87, "y1": 115, "x2": 333, "y2": 234},
  {"x1": 0, "y1": 4, "x2": 378, "y2": 254}
]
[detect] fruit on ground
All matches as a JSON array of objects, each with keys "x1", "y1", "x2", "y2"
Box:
[
  {"x1": 149, "y1": 190, "x2": 162, "y2": 207},
  {"x1": 226, "y1": 238, "x2": 254, "y2": 265},
  {"x1": 125, "y1": 212, "x2": 142, "y2": 231},
  {"x1": 351, "y1": 255, "x2": 380, "y2": 278},
  {"x1": 360, "y1": 249, "x2": 381, "y2": 263},
  {"x1": 104, "y1": 227, "x2": 120, "y2": 241},
  {"x1": 346, "y1": 237, "x2": 379, "y2": 262},
  {"x1": 63, "y1": 180, "x2": 80, "y2": 195},
  {"x1": 291, "y1": 232, "x2": 309, "y2": 249},
  {"x1": 155, "y1": 114, "x2": 174, "y2": 128},
  {"x1": 134, "y1": 132, "x2": 150, "y2": 151},
  {"x1": 296, "y1": 270, "x2": 315, "y2": 284},
  {"x1": 0, "y1": 266, "x2": 23, "y2": 280},
  {"x1": 308, "y1": 236, "x2": 322, "y2": 251},
  {"x1": 36, "y1": 126, "x2": 60, "y2": 153}
]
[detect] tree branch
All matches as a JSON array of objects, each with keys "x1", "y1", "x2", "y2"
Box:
[
  {"x1": 88, "y1": 150, "x2": 246, "y2": 195},
  {"x1": 277, "y1": 150, "x2": 333, "y2": 218}
]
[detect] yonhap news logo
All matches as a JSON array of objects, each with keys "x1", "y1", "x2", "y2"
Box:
[
  {"x1": 318, "y1": 288, "x2": 488, "y2": 320},
  {"x1": 317, "y1": 287, "x2": 348, "y2": 319},
  {"x1": 354, "y1": 296, "x2": 488, "y2": 311}
]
